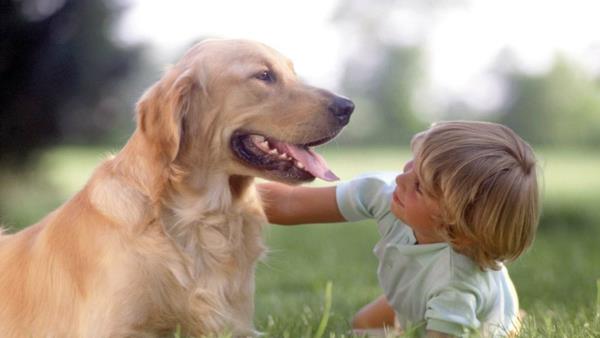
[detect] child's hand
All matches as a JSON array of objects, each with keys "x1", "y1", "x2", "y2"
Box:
[{"x1": 257, "y1": 182, "x2": 345, "y2": 225}]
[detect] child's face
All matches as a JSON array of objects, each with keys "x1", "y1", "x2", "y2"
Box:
[{"x1": 390, "y1": 159, "x2": 444, "y2": 244}]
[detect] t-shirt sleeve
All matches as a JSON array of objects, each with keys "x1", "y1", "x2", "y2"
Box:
[
  {"x1": 425, "y1": 287, "x2": 481, "y2": 337},
  {"x1": 335, "y1": 172, "x2": 397, "y2": 222}
]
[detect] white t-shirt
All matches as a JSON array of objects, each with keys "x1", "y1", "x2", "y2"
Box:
[{"x1": 336, "y1": 172, "x2": 520, "y2": 337}]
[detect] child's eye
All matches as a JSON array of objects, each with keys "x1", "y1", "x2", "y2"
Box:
[{"x1": 414, "y1": 181, "x2": 421, "y2": 193}]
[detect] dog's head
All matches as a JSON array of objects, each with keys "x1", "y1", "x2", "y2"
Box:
[{"x1": 136, "y1": 39, "x2": 353, "y2": 184}]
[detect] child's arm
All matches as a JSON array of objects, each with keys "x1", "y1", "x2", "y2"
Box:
[{"x1": 257, "y1": 182, "x2": 345, "y2": 225}]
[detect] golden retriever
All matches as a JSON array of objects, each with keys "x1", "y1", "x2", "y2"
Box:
[{"x1": 0, "y1": 39, "x2": 353, "y2": 337}]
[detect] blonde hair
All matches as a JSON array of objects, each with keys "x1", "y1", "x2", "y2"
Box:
[{"x1": 412, "y1": 121, "x2": 540, "y2": 270}]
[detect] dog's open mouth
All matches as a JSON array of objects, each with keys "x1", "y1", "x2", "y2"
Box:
[{"x1": 231, "y1": 131, "x2": 339, "y2": 182}]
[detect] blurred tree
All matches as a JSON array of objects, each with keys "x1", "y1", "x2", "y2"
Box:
[
  {"x1": 332, "y1": 0, "x2": 464, "y2": 145},
  {"x1": 339, "y1": 43, "x2": 428, "y2": 144},
  {"x1": 0, "y1": 0, "x2": 140, "y2": 165},
  {"x1": 332, "y1": 0, "x2": 600, "y2": 148},
  {"x1": 496, "y1": 56, "x2": 600, "y2": 147}
]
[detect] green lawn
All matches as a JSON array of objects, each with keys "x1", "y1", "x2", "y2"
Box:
[{"x1": 1, "y1": 145, "x2": 599, "y2": 337}]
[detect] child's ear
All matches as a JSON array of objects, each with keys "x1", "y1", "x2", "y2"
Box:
[
  {"x1": 428, "y1": 203, "x2": 445, "y2": 226},
  {"x1": 436, "y1": 222, "x2": 451, "y2": 237}
]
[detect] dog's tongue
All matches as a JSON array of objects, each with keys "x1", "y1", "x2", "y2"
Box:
[{"x1": 284, "y1": 144, "x2": 339, "y2": 182}]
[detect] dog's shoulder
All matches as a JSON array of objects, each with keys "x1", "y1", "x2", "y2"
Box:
[{"x1": 86, "y1": 160, "x2": 154, "y2": 231}]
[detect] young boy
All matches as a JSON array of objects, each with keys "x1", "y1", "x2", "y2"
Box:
[{"x1": 259, "y1": 121, "x2": 540, "y2": 337}]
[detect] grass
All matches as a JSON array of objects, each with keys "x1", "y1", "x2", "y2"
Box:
[{"x1": 1, "y1": 145, "x2": 599, "y2": 337}]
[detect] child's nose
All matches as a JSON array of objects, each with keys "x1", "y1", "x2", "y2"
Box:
[
  {"x1": 395, "y1": 174, "x2": 404, "y2": 186},
  {"x1": 403, "y1": 160, "x2": 414, "y2": 173}
]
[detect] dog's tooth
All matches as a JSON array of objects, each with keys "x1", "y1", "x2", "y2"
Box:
[
  {"x1": 251, "y1": 135, "x2": 265, "y2": 143},
  {"x1": 259, "y1": 141, "x2": 270, "y2": 151},
  {"x1": 269, "y1": 148, "x2": 278, "y2": 155},
  {"x1": 295, "y1": 161, "x2": 305, "y2": 169},
  {"x1": 278, "y1": 153, "x2": 287, "y2": 160}
]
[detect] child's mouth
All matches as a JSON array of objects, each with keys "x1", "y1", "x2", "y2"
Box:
[{"x1": 393, "y1": 191, "x2": 404, "y2": 207}]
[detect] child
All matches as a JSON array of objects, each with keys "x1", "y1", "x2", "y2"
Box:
[{"x1": 258, "y1": 121, "x2": 540, "y2": 337}]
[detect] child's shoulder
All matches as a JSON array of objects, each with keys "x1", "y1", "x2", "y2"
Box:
[
  {"x1": 337, "y1": 171, "x2": 400, "y2": 222},
  {"x1": 348, "y1": 171, "x2": 398, "y2": 186},
  {"x1": 339, "y1": 171, "x2": 399, "y2": 201},
  {"x1": 342, "y1": 171, "x2": 398, "y2": 190}
]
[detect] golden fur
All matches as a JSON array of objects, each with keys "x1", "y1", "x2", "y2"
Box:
[{"x1": 0, "y1": 39, "x2": 350, "y2": 337}]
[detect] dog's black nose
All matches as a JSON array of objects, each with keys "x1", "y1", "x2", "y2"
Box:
[{"x1": 328, "y1": 96, "x2": 355, "y2": 126}]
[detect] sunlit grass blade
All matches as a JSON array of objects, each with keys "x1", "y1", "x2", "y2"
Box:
[
  {"x1": 596, "y1": 278, "x2": 600, "y2": 320},
  {"x1": 314, "y1": 281, "x2": 333, "y2": 338}
]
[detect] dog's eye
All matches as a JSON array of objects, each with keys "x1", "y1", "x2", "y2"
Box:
[{"x1": 255, "y1": 70, "x2": 275, "y2": 83}]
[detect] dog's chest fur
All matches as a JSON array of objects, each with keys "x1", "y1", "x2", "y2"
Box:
[
  {"x1": 144, "y1": 179, "x2": 267, "y2": 334},
  {"x1": 87, "y1": 161, "x2": 267, "y2": 335}
]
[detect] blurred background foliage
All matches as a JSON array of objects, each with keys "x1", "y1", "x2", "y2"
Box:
[
  {"x1": 0, "y1": 0, "x2": 146, "y2": 165},
  {"x1": 332, "y1": 0, "x2": 600, "y2": 148},
  {"x1": 0, "y1": 0, "x2": 599, "y2": 334},
  {"x1": 2, "y1": 0, "x2": 599, "y2": 162}
]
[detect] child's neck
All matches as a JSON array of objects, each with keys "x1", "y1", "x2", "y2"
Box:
[{"x1": 413, "y1": 230, "x2": 445, "y2": 245}]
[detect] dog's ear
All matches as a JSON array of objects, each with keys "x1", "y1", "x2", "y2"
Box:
[{"x1": 136, "y1": 68, "x2": 198, "y2": 162}]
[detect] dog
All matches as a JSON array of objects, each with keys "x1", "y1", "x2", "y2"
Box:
[{"x1": 0, "y1": 39, "x2": 354, "y2": 337}]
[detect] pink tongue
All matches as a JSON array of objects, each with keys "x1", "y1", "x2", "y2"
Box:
[{"x1": 282, "y1": 144, "x2": 339, "y2": 182}]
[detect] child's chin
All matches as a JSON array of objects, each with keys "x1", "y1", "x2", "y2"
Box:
[{"x1": 390, "y1": 203, "x2": 404, "y2": 221}]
